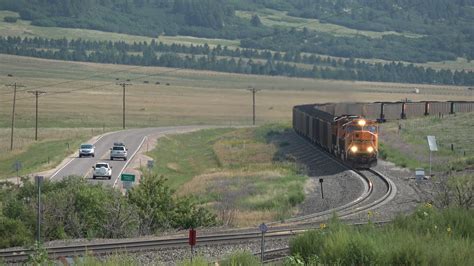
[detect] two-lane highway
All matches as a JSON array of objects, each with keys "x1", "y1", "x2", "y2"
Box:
[{"x1": 49, "y1": 126, "x2": 210, "y2": 187}]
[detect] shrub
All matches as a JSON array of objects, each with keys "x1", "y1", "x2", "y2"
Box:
[
  {"x1": 220, "y1": 251, "x2": 260, "y2": 266},
  {"x1": 0, "y1": 217, "x2": 32, "y2": 248},
  {"x1": 289, "y1": 230, "x2": 325, "y2": 262},
  {"x1": 3, "y1": 16, "x2": 18, "y2": 23}
]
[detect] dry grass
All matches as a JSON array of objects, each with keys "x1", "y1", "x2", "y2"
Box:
[{"x1": 1, "y1": 55, "x2": 471, "y2": 131}]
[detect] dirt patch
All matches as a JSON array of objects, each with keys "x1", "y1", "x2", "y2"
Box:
[{"x1": 166, "y1": 163, "x2": 180, "y2": 172}]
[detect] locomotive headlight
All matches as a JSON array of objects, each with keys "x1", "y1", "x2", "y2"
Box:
[
  {"x1": 350, "y1": 146, "x2": 358, "y2": 152},
  {"x1": 367, "y1": 146, "x2": 374, "y2": 153},
  {"x1": 358, "y1": 120, "x2": 366, "y2": 126}
]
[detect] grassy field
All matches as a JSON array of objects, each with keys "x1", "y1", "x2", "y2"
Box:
[
  {"x1": 0, "y1": 55, "x2": 472, "y2": 179},
  {"x1": 1, "y1": 54, "x2": 471, "y2": 128},
  {"x1": 0, "y1": 128, "x2": 102, "y2": 179},
  {"x1": 147, "y1": 125, "x2": 307, "y2": 226},
  {"x1": 379, "y1": 112, "x2": 474, "y2": 172},
  {"x1": 236, "y1": 9, "x2": 423, "y2": 39}
]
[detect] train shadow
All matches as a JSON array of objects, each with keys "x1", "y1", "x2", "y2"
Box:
[{"x1": 266, "y1": 129, "x2": 347, "y2": 177}]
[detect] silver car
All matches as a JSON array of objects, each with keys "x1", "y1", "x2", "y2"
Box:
[
  {"x1": 110, "y1": 144, "x2": 128, "y2": 161},
  {"x1": 79, "y1": 144, "x2": 95, "y2": 158}
]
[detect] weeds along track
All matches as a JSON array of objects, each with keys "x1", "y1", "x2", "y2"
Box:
[{"x1": 0, "y1": 221, "x2": 391, "y2": 263}]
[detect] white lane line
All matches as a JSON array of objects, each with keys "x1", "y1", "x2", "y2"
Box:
[
  {"x1": 113, "y1": 135, "x2": 148, "y2": 188},
  {"x1": 49, "y1": 131, "x2": 112, "y2": 180},
  {"x1": 112, "y1": 128, "x2": 195, "y2": 188}
]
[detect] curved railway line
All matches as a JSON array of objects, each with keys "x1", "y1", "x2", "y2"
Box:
[{"x1": 0, "y1": 131, "x2": 397, "y2": 264}]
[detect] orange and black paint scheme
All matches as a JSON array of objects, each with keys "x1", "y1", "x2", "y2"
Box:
[{"x1": 293, "y1": 104, "x2": 378, "y2": 169}]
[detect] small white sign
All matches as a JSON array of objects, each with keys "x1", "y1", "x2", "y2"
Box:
[{"x1": 427, "y1": 136, "x2": 438, "y2": 152}]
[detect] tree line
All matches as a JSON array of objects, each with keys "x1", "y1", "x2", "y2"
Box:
[
  {"x1": 0, "y1": 0, "x2": 472, "y2": 65},
  {"x1": 1, "y1": 36, "x2": 473, "y2": 85}
]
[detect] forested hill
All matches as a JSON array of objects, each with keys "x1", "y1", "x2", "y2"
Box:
[{"x1": 0, "y1": 0, "x2": 473, "y2": 64}]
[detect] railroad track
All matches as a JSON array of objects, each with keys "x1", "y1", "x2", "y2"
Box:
[
  {"x1": 1, "y1": 220, "x2": 391, "y2": 264},
  {"x1": 1, "y1": 131, "x2": 396, "y2": 264},
  {"x1": 270, "y1": 131, "x2": 397, "y2": 224}
]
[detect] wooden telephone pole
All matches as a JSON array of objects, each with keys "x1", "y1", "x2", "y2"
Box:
[
  {"x1": 28, "y1": 90, "x2": 46, "y2": 141},
  {"x1": 247, "y1": 87, "x2": 261, "y2": 125},
  {"x1": 6, "y1": 83, "x2": 25, "y2": 150},
  {"x1": 117, "y1": 82, "x2": 132, "y2": 129}
]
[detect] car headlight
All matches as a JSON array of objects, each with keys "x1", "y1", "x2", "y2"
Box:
[
  {"x1": 350, "y1": 146, "x2": 358, "y2": 152},
  {"x1": 367, "y1": 146, "x2": 374, "y2": 153}
]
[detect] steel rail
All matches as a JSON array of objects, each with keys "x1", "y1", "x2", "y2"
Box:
[
  {"x1": 270, "y1": 133, "x2": 396, "y2": 225},
  {"x1": 0, "y1": 220, "x2": 393, "y2": 263}
]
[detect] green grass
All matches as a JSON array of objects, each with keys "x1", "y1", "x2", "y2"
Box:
[
  {"x1": 236, "y1": 9, "x2": 423, "y2": 39},
  {"x1": 379, "y1": 113, "x2": 474, "y2": 172},
  {"x1": 288, "y1": 207, "x2": 474, "y2": 265},
  {"x1": 147, "y1": 128, "x2": 231, "y2": 190},
  {"x1": 220, "y1": 251, "x2": 260, "y2": 266},
  {"x1": 147, "y1": 124, "x2": 307, "y2": 225},
  {"x1": 0, "y1": 137, "x2": 87, "y2": 179}
]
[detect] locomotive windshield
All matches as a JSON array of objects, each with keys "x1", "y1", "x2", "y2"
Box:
[{"x1": 346, "y1": 125, "x2": 378, "y2": 133}]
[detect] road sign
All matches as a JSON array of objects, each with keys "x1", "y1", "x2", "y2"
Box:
[
  {"x1": 147, "y1": 160, "x2": 154, "y2": 169},
  {"x1": 121, "y1": 173, "x2": 135, "y2": 182},
  {"x1": 189, "y1": 229, "x2": 197, "y2": 246},
  {"x1": 427, "y1": 136, "x2": 438, "y2": 151},
  {"x1": 259, "y1": 223, "x2": 268, "y2": 233},
  {"x1": 13, "y1": 160, "x2": 22, "y2": 171},
  {"x1": 427, "y1": 136, "x2": 438, "y2": 176}
]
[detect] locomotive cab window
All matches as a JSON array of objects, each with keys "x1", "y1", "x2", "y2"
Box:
[{"x1": 367, "y1": 126, "x2": 377, "y2": 133}]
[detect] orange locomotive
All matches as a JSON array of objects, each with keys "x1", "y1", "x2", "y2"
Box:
[{"x1": 293, "y1": 104, "x2": 378, "y2": 168}]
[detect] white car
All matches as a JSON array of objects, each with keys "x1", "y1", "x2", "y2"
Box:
[
  {"x1": 92, "y1": 162, "x2": 112, "y2": 179},
  {"x1": 110, "y1": 144, "x2": 128, "y2": 161},
  {"x1": 79, "y1": 144, "x2": 95, "y2": 157}
]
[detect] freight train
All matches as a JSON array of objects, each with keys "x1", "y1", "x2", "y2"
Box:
[
  {"x1": 292, "y1": 101, "x2": 474, "y2": 169},
  {"x1": 293, "y1": 104, "x2": 378, "y2": 168}
]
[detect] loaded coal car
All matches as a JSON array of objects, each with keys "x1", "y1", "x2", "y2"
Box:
[{"x1": 293, "y1": 104, "x2": 378, "y2": 168}]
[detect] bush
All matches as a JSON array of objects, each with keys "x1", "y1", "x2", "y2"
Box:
[
  {"x1": 0, "y1": 217, "x2": 33, "y2": 248},
  {"x1": 220, "y1": 251, "x2": 260, "y2": 266},
  {"x1": 290, "y1": 208, "x2": 474, "y2": 265},
  {"x1": 3, "y1": 16, "x2": 18, "y2": 23}
]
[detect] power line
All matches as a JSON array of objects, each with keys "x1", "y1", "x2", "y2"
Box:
[
  {"x1": 27, "y1": 90, "x2": 46, "y2": 141},
  {"x1": 5, "y1": 82, "x2": 25, "y2": 150},
  {"x1": 0, "y1": 67, "x2": 184, "y2": 104},
  {"x1": 0, "y1": 65, "x2": 145, "y2": 97}
]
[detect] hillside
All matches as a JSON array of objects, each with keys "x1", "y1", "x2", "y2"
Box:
[{"x1": 0, "y1": 1, "x2": 473, "y2": 85}]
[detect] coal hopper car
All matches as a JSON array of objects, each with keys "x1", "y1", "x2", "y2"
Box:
[{"x1": 293, "y1": 104, "x2": 379, "y2": 168}]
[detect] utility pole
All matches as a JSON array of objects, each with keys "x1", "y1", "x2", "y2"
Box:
[
  {"x1": 6, "y1": 83, "x2": 25, "y2": 150},
  {"x1": 117, "y1": 82, "x2": 131, "y2": 129},
  {"x1": 28, "y1": 90, "x2": 46, "y2": 141},
  {"x1": 247, "y1": 87, "x2": 261, "y2": 125}
]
